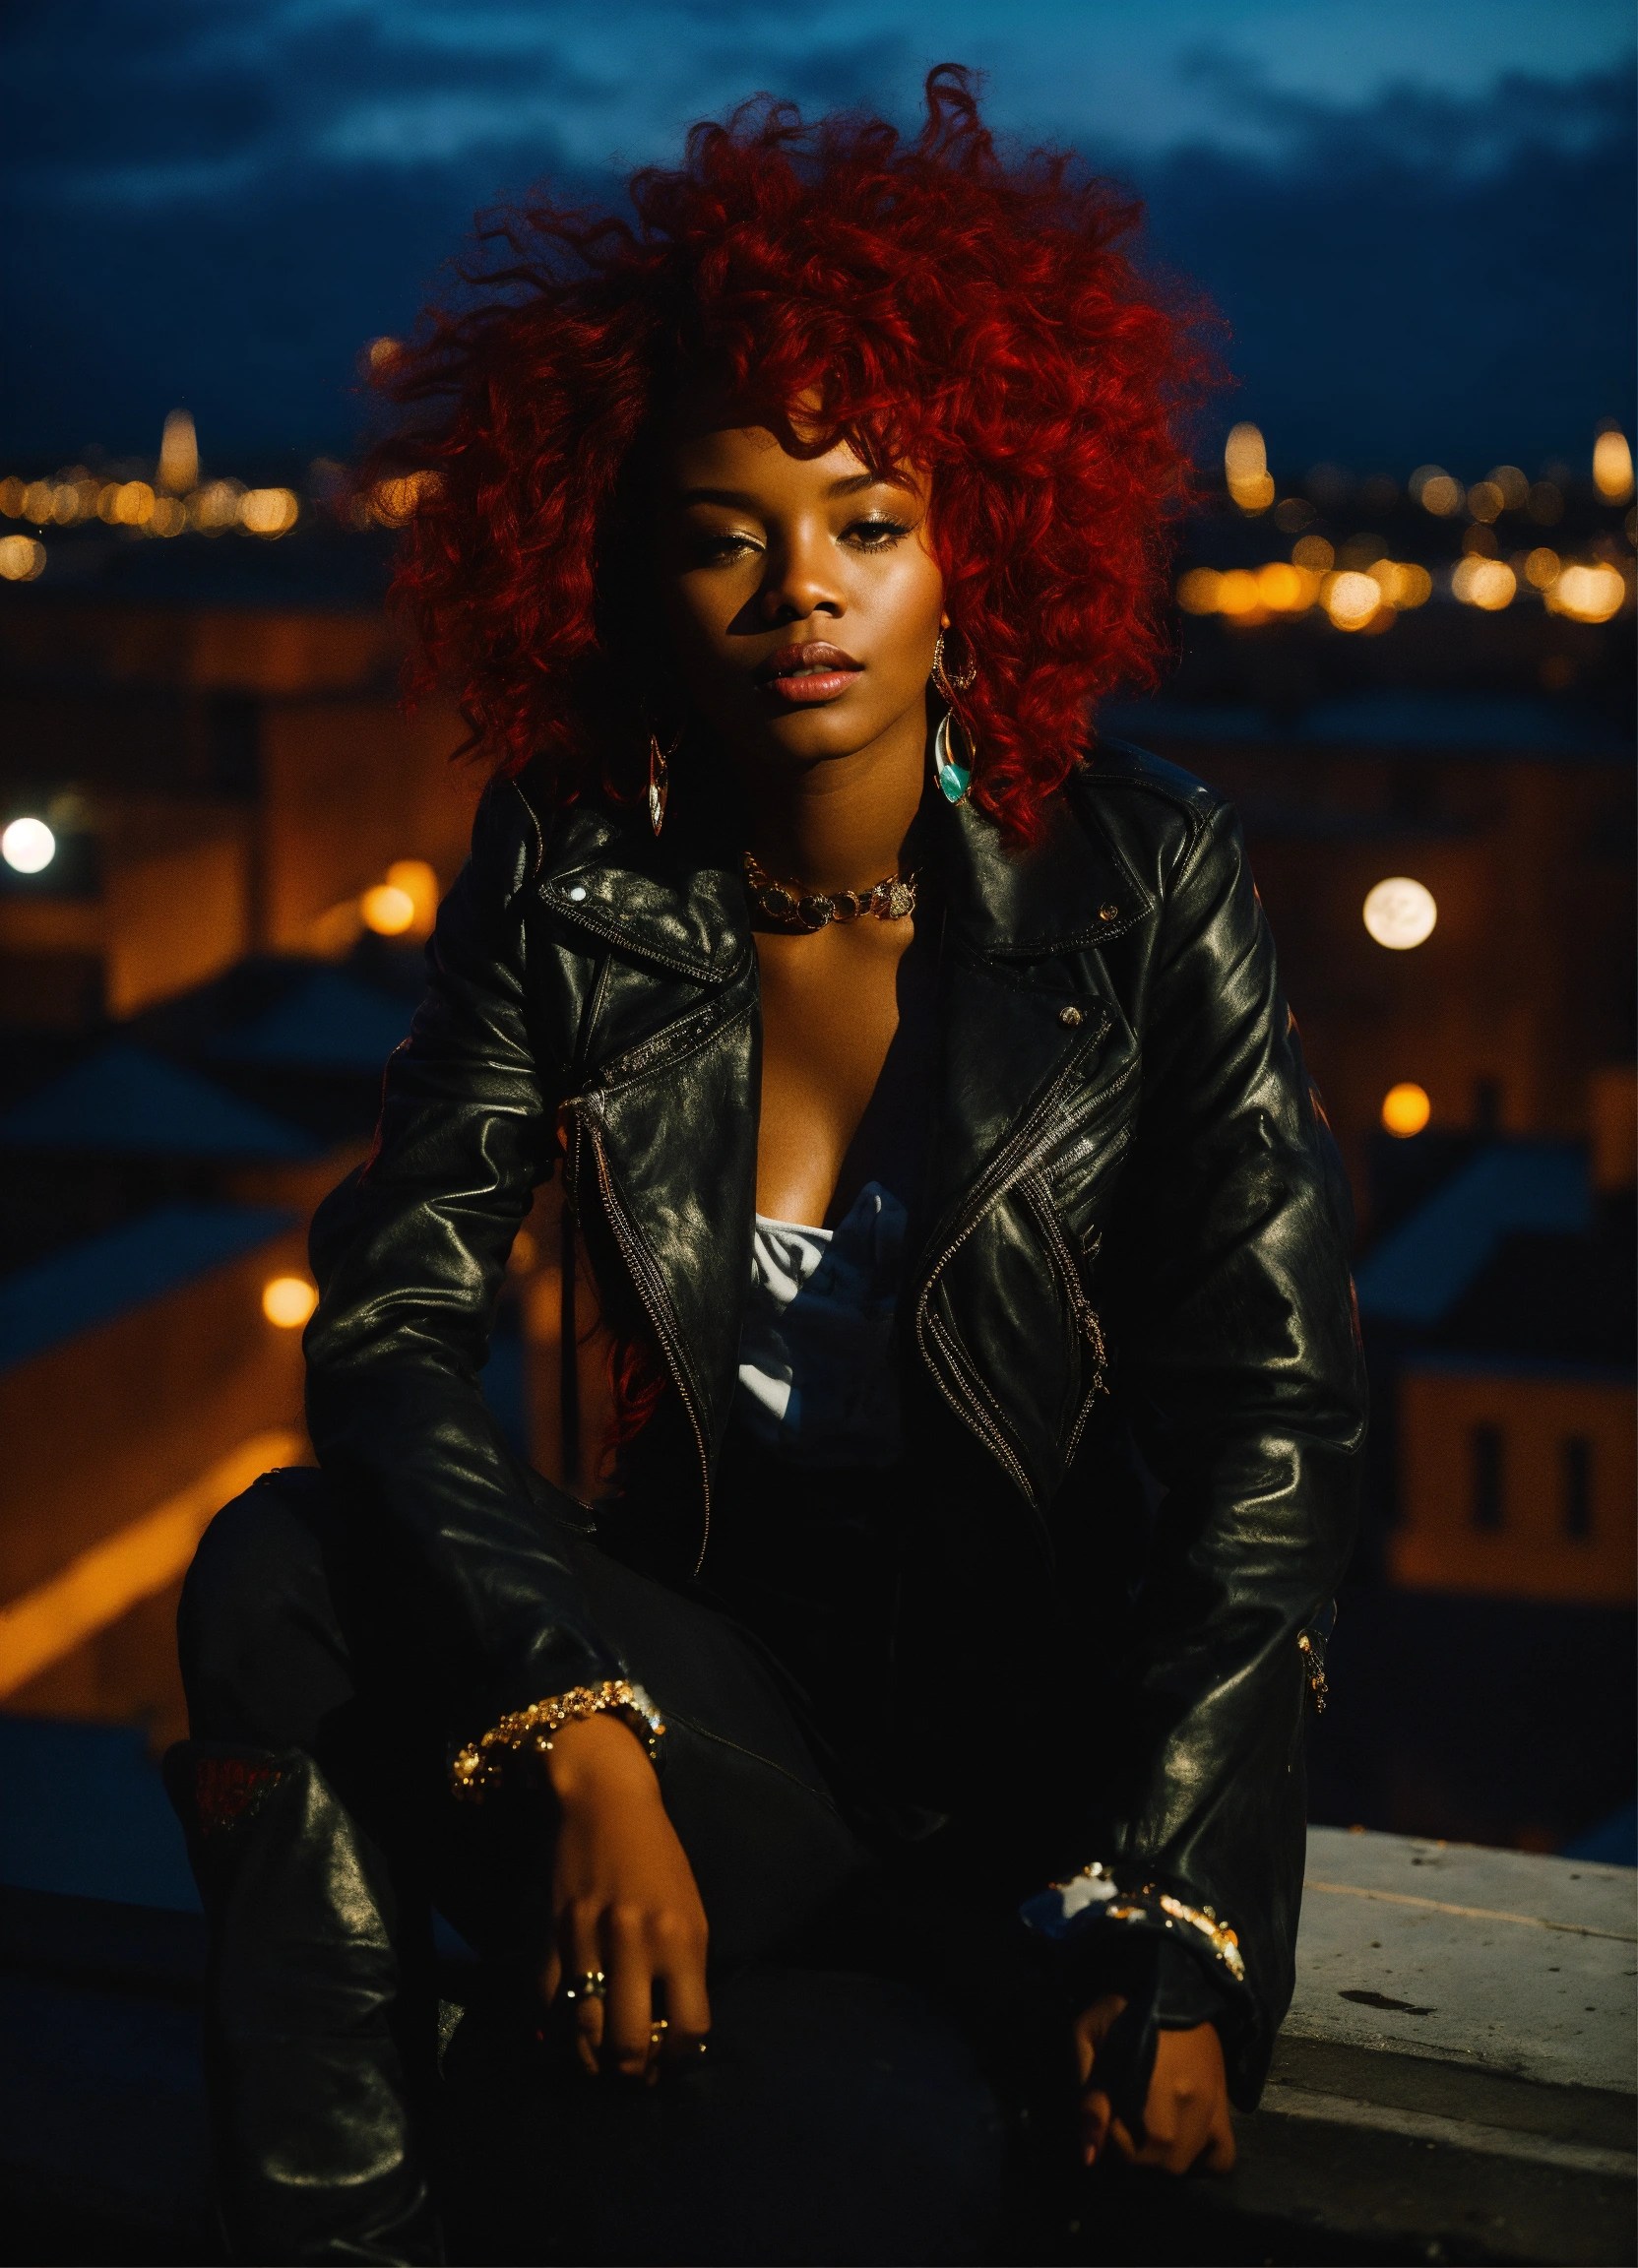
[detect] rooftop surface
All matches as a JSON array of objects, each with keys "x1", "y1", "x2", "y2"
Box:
[
  {"x1": 0, "y1": 1199, "x2": 297, "y2": 1370},
  {"x1": 0, "y1": 1804, "x2": 1631, "y2": 2265}
]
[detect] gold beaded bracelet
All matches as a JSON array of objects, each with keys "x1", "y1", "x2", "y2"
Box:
[
  {"x1": 450, "y1": 1679, "x2": 666, "y2": 1803},
  {"x1": 1028, "y1": 1859, "x2": 1247, "y2": 1985}
]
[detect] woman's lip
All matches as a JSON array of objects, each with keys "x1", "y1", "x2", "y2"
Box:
[
  {"x1": 762, "y1": 667, "x2": 862, "y2": 705},
  {"x1": 755, "y1": 643, "x2": 863, "y2": 705}
]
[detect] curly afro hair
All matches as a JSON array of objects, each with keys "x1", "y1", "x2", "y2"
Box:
[{"x1": 363, "y1": 66, "x2": 1216, "y2": 844}]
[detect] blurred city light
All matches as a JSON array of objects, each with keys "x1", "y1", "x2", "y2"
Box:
[
  {"x1": 385, "y1": 859, "x2": 439, "y2": 935},
  {"x1": 1411, "y1": 466, "x2": 1464, "y2": 516},
  {"x1": 1527, "y1": 480, "x2": 1563, "y2": 524},
  {"x1": 1452, "y1": 555, "x2": 1517, "y2": 610},
  {"x1": 262, "y1": 1276, "x2": 319, "y2": 1329},
  {"x1": 1546, "y1": 562, "x2": 1627, "y2": 623},
  {"x1": 0, "y1": 535, "x2": 45, "y2": 582},
  {"x1": 1381, "y1": 1082, "x2": 1432, "y2": 1137},
  {"x1": 1225, "y1": 422, "x2": 1275, "y2": 514},
  {"x1": 157, "y1": 410, "x2": 199, "y2": 496},
  {"x1": 1292, "y1": 535, "x2": 1334, "y2": 571},
  {"x1": 1324, "y1": 570, "x2": 1383, "y2": 629},
  {"x1": 367, "y1": 336, "x2": 404, "y2": 371},
  {"x1": 2, "y1": 816, "x2": 57, "y2": 873},
  {"x1": 188, "y1": 480, "x2": 244, "y2": 534},
  {"x1": 360, "y1": 883, "x2": 417, "y2": 935},
  {"x1": 1373, "y1": 561, "x2": 1433, "y2": 608},
  {"x1": 362, "y1": 472, "x2": 441, "y2": 528},
  {"x1": 1524, "y1": 546, "x2": 1561, "y2": 588},
  {"x1": 1593, "y1": 426, "x2": 1634, "y2": 503},
  {"x1": 1467, "y1": 480, "x2": 1504, "y2": 523},
  {"x1": 1486, "y1": 465, "x2": 1530, "y2": 510},
  {"x1": 1363, "y1": 876, "x2": 1437, "y2": 949},
  {"x1": 239, "y1": 487, "x2": 300, "y2": 536}
]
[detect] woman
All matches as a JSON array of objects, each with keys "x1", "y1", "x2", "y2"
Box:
[{"x1": 167, "y1": 70, "x2": 1364, "y2": 2266}]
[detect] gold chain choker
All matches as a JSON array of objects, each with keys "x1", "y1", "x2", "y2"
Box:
[{"x1": 743, "y1": 849, "x2": 918, "y2": 931}]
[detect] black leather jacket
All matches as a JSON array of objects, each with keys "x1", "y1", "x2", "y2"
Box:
[{"x1": 305, "y1": 739, "x2": 1366, "y2": 2101}]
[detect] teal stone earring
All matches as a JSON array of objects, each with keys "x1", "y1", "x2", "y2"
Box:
[
  {"x1": 932, "y1": 710, "x2": 973, "y2": 805},
  {"x1": 931, "y1": 626, "x2": 977, "y2": 805}
]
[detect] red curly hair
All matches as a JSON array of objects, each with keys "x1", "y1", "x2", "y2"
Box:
[{"x1": 364, "y1": 66, "x2": 1214, "y2": 844}]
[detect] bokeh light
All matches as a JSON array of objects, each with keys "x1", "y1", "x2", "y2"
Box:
[
  {"x1": 1486, "y1": 466, "x2": 1530, "y2": 510},
  {"x1": 1527, "y1": 481, "x2": 1563, "y2": 525},
  {"x1": 367, "y1": 336, "x2": 404, "y2": 371},
  {"x1": 1324, "y1": 570, "x2": 1382, "y2": 629},
  {"x1": 0, "y1": 535, "x2": 46, "y2": 582},
  {"x1": 157, "y1": 409, "x2": 199, "y2": 496},
  {"x1": 1524, "y1": 547, "x2": 1561, "y2": 589},
  {"x1": 1411, "y1": 466, "x2": 1463, "y2": 516},
  {"x1": 1466, "y1": 479, "x2": 1504, "y2": 523},
  {"x1": 1381, "y1": 1083, "x2": 1432, "y2": 1138},
  {"x1": 2, "y1": 816, "x2": 57, "y2": 873},
  {"x1": 1225, "y1": 422, "x2": 1275, "y2": 514},
  {"x1": 1175, "y1": 567, "x2": 1220, "y2": 614},
  {"x1": 385, "y1": 859, "x2": 440, "y2": 935},
  {"x1": 1363, "y1": 877, "x2": 1437, "y2": 949},
  {"x1": 1292, "y1": 535, "x2": 1334, "y2": 572},
  {"x1": 239, "y1": 488, "x2": 300, "y2": 536},
  {"x1": 262, "y1": 1276, "x2": 319, "y2": 1329},
  {"x1": 361, "y1": 883, "x2": 416, "y2": 935},
  {"x1": 1593, "y1": 427, "x2": 1633, "y2": 503},
  {"x1": 1546, "y1": 563, "x2": 1627, "y2": 623},
  {"x1": 1451, "y1": 555, "x2": 1517, "y2": 610}
]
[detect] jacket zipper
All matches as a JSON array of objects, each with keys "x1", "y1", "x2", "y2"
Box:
[
  {"x1": 1024, "y1": 1172, "x2": 1110, "y2": 1468},
  {"x1": 912, "y1": 1016, "x2": 1111, "y2": 1504},
  {"x1": 563, "y1": 1101, "x2": 716, "y2": 1576}
]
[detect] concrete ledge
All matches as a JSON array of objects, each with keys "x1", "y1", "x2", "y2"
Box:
[{"x1": 3, "y1": 1828, "x2": 1634, "y2": 2265}]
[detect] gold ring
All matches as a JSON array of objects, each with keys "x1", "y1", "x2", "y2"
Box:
[{"x1": 563, "y1": 1970, "x2": 607, "y2": 2003}]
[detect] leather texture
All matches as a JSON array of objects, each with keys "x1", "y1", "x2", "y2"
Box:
[
  {"x1": 163, "y1": 1742, "x2": 443, "y2": 2266},
  {"x1": 304, "y1": 737, "x2": 1367, "y2": 2103}
]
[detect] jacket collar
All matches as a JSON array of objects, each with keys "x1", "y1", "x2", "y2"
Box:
[{"x1": 537, "y1": 760, "x2": 1153, "y2": 977}]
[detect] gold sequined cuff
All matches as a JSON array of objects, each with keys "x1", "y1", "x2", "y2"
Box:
[
  {"x1": 450, "y1": 1679, "x2": 666, "y2": 1802},
  {"x1": 1021, "y1": 1860, "x2": 1247, "y2": 1985}
]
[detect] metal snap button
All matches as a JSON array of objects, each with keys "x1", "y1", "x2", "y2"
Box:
[
  {"x1": 1098, "y1": 903, "x2": 1119, "y2": 921},
  {"x1": 1059, "y1": 1005, "x2": 1084, "y2": 1028},
  {"x1": 567, "y1": 885, "x2": 587, "y2": 902}
]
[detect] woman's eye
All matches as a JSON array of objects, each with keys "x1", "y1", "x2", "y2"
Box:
[
  {"x1": 691, "y1": 530, "x2": 761, "y2": 565},
  {"x1": 845, "y1": 517, "x2": 912, "y2": 550}
]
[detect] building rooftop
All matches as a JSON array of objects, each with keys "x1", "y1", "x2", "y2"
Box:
[
  {"x1": 0, "y1": 1199, "x2": 297, "y2": 1369},
  {"x1": 0, "y1": 1042, "x2": 324, "y2": 1162},
  {"x1": 1354, "y1": 1144, "x2": 1593, "y2": 1330}
]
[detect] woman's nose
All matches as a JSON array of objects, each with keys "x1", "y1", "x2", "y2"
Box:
[{"x1": 758, "y1": 534, "x2": 844, "y2": 624}]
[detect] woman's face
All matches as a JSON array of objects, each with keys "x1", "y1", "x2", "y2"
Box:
[{"x1": 654, "y1": 410, "x2": 945, "y2": 777}]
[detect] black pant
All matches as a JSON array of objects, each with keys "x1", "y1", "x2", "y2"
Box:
[{"x1": 178, "y1": 1467, "x2": 1064, "y2": 2264}]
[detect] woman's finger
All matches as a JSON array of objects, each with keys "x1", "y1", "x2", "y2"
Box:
[
  {"x1": 1201, "y1": 2101, "x2": 1237, "y2": 2174},
  {"x1": 1080, "y1": 2087, "x2": 1113, "y2": 2167},
  {"x1": 560, "y1": 1899, "x2": 605, "y2": 2073},
  {"x1": 601, "y1": 1907, "x2": 656, "y2": 2077},
  {"x1": 656, "y1": 1931, "x2": 712, "y2": 2063}
]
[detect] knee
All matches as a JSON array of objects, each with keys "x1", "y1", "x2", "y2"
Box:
[{"x1": 179, "y1": 1467, "x2": 343, "y2": 1745}]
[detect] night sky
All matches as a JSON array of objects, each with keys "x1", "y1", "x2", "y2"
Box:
[{"x1": 2, "y1": 1, "x2": 1632, "y2": 478}]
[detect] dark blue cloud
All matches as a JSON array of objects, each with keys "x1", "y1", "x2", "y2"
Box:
[{"x1": 0, "y1": 4, "x2": 1629, "y2": 474}]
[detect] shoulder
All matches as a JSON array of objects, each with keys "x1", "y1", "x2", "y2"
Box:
[{"x1": 1067, "y1": 737, "x2": 1244, "y2": 901}]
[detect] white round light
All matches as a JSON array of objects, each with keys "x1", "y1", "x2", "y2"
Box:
[
  {"x1": 2, "y1": 816, "x2": 56, "y2": 874},
  {"x1": 1363, "y1": 877, "x2": 1437, "y2": 951}
]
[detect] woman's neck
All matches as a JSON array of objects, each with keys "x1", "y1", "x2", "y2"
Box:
[{"x1": 734, "y1": 712, "x2": 928, "y2": 891}]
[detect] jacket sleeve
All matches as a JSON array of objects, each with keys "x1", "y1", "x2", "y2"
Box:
[
  {"x1": 303, "y1": 779, "x2": 624, "y2": 1732},
  {"x1": 1039, "y1": 793, "x2": 1366, "y2": 2102}
]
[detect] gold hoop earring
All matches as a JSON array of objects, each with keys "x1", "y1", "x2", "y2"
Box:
[
  {"x1": 931, "y1": 625, "x2": 977, "y2": 702},
  {"x1": 647, "y1": 723, "x2": 682, "y2": 837}
]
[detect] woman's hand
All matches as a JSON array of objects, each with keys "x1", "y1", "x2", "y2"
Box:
[
  {"x1": 1073, "y1": 1993, "x2": 1236, "y2": 2174},
  {"x1": 537, "y1": 1713, "x2": 711, "y2": 2080}
]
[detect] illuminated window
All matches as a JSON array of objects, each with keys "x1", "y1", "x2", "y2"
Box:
[
  {"x1": 1562, "y1": 1436, "x2": 1593, "y2": 1541},
  {"x1": 1470, "y1": 1424, "x2": 1504, "y2": 1533}
]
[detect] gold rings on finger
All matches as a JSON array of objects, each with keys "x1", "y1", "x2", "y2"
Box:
[{"x1": 563, "y1": 1970, "x2": 607, "y2": 2003}]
